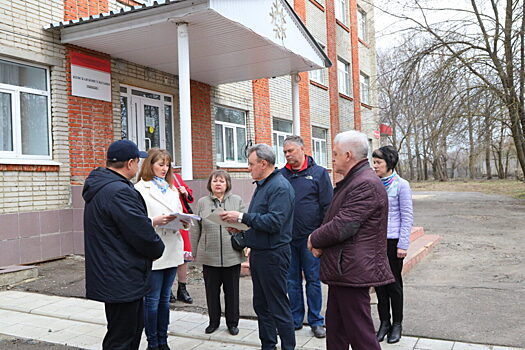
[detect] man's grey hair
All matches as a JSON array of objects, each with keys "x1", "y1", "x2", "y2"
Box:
[
  {"x1": 248, "y1": 144, "x2": 276, "y2": 166},
  {"x1": 283, "y1": 135, "x2": 304, "y2": 147},
  {"x1": 334, "y1": 130, "x2": 369, "y2": 160}
]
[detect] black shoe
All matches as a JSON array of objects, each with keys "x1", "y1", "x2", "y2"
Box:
[
  {"x1": 169, "y1": 291, "x2": 176, "y2": 303},
  {"x1": 387, "y1": 323, "x2": 402, "y2": 343},
  {"x1": 205, "y1": 325, "x2": 219, "y2": 334},
  {"x1": 147, "y1": 347, "x2": 159, "y2": 350},
  {"x1": 376, "y1": 320, "x2": 391, "y2": 342},
  {"x1": 177, "y1": 283, "x2": 193, "y2": 304},
  {"x1": 158, "y1": 345, "x2": 171, "y2": 350},
  {"x1": 228, "y1": 326, "x2": 239, "y2": 335},
  {"x1": 294, "y1": 325, "x2": 303, "y2": 331},
  {"x1": 311, "y1": 325, "x2": 326, "y2": 338}
]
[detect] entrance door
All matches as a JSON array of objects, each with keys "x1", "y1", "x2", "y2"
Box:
[{"x1": 129, "y1": 96, "x2": 165, "y2": 152}]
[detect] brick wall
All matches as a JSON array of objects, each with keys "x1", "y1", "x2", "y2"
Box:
[
  {"x1": 325, "y1": 0, "x2": 340, "y2": 140},
  {"x1": 339, "y1": 97, "x2": 355, "y2": 132},
  {"x1": 269, "y1": 76, "x2": 293, "y2": 121},
  {"x1": 0, "y1": 0, "x2": 70, "y2": 214},
  {"x1": 190, "y1": 80, "x2": 214, "y2": 179},
  {"x1": 252, "y1": 79, "x2": 272, "y2": 145},
  {"x1": 66, "y1": 48, "x2": 114, "y2": 185},
  {"x1": 63, "y1": 0, "x2": 108, "y2": 21}
]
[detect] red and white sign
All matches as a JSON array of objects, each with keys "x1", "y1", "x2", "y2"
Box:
[
  {"x1": 70, "y1": 51, "x2": 111, "y2": 102},
  {"x1": 373, "y1": 130, "x2": 380, "y2": 139}
]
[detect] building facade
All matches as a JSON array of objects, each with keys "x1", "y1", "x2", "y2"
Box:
[{"x1": 0, "y1": 0, "x2": 379, "y2": 266}]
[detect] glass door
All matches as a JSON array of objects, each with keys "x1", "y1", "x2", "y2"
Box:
[{"x1": 130, "y1": 96, "x2": 164, "y2": 152}]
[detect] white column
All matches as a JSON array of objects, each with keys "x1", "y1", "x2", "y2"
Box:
[
  {"x1": 177, "y1": 22, "x2": 193, "y2": 180},
  {"x1": 291, "y1": 74, "x2": 300, "y2": 135}
]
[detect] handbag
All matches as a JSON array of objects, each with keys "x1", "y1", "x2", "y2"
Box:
[{"x1": 230, "y1": 232, "x2": 247, "y2": 251}]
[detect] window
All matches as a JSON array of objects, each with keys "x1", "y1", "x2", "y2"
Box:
[
  {"x1": 120, "y1": 86, "x2": 174, "y2": 158},
  {"x1": 335, "y1": 0, "x2": 348, "y2": 25},
  {"x1": 358, "y1": 9, "x2": 368, "y2": 41},
  {"x1": 309, "y1": 42, "x2": 326, "y2": 85},
  {"x1": 338, "y1": 59, "x2": 350, "y2": 96},
  {"x1": 360, "y1": 72, "x2": 370, "y2": 105},
  {"x1": 312, "y1": 126, "x2": 328, "y2": 168},
  {"x1": 272, "y1": 118, "x2": 293, "y2": 166},
  {"x1": 215, "y1": 105, "x2": 247, "y2": 165},
  {"x1": 0, "y1": 59, "x2": 51, "y2": 160}
]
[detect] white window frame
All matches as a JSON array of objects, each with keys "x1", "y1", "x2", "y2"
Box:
[
  {"x1": 0, "y1": 58, "x2": 52, "y2": 163},
  {"x1": 358, "y1": 8, "x2": 368, "y2": 41},
  {"x1": 215, "y1": 105, "x2": 248, "y2": 167},
  {"x1": 119, "y1": 85, "x2": 174, "y2": 160},
  {"x1": 309, "y1": 42, "x2": 327, "y2": 85},
  {"x1": 338, "y1": 58, "x2": 350, "y2": 96},
  {"x1": 272, "y1": 118, "x2": 293, "y2": 167},
  {"x1": 335, "y1": 0, "x2": 349, "y2": 25},
  {"x1": 312, "y1": 126, "x2": 328, "y2": 168},
  {"x1": 360, "y1": 72, "x2": 370, "y2": 105}
]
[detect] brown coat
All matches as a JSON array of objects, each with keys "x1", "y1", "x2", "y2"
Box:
[{"x1": 310, "y1": 159, "x2": 394, "y2": 287}]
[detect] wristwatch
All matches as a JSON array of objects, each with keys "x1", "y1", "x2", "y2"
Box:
[{"x1": 237, "y1": 213, "x2": 243, "y2": 223}]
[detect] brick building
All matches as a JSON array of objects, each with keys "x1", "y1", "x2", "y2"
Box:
[{"x1": 0, "y1": 0, "x2": 379, "y2": 266}]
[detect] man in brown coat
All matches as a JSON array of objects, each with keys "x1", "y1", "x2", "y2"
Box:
[{"x1": 308, "y1": 130, "x2": 394, "y2": 350}]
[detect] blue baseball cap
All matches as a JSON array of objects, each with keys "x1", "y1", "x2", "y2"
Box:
[{"x1": 107, "y1": 140, "x2": 148, "y2": 161}]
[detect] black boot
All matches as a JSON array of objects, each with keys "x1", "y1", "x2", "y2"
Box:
[
  {"x1": 376, "y1": 320, "x2": 391, "y2": 342},
  {"x1": 169, "y1": 291, "x2": 176, "y2": 303},
  {"x1": 177, "y1": 282, "x2": 193, "y2": 304},
  {"x1": 387, "y1": 323, "x2": 402, "y2": 343}
]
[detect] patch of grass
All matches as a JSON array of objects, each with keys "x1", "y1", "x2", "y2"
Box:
[{"x1": 410, "y1": 179, "x2": 525, "y2": 199}]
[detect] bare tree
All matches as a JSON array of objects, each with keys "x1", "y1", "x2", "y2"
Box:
[{"x1": 376, "y1": 0, "x2": 525, "y2": 179}]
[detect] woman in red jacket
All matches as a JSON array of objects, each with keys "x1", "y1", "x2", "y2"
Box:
[{"x1": 170, "y1": 172, "x2": 194, "y2": 304}]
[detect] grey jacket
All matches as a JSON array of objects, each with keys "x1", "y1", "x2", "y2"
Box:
[{"x1": 190, "y1": 192, "x2": 246, "y2": 267}]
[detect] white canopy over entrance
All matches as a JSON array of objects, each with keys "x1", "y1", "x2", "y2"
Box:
[{"x1": 48, "y1": 0, "x2": 331, "y2": 179}]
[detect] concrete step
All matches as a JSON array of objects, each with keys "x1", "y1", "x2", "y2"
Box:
[
  {"x1": 241, "y1": 227, "x2": 439, "y2": 277},
  {"x1": 403, "y1": 232, "x2": 441, "y2": 276},
  {"x1": 0, "y1": 265, "x2": 38, "y2": 287}
]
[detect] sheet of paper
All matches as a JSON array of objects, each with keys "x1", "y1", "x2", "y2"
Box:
[
  {"x1": 205, "y1": 208, "x2": 249, "y2": 231},
  {"x1": 160, "y1": 219, "x2": 187, "y2": 231},
  {"x1": 168, "y1": 212, "x2": 202, "y2": 222},
  {"x1": 160, "y1": 212, "x2": 201, "y2": 230}
]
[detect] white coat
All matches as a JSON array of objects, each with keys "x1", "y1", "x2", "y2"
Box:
[{"x1": 135, "y1": 179, "x2": 184, "y2": 270}]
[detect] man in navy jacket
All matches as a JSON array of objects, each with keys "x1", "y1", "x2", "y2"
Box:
[
  {"x1": 221, "y1": 144, "x2": 296, "y2": 350},
  {"x1": 83, "y1": 140, "x2": 165, "y2": 350},
  {"x1": 281, "y1": 136, "x2": 333, "y2": 338}
]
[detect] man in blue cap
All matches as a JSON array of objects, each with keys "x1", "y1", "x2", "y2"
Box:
[{"x1": 83, "y1": 140, "x2": 166, "y2": 350}]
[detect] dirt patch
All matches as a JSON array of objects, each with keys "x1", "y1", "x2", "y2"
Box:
[{"x1": 410, "y1": 179, "x2": 525, "y2": 199}]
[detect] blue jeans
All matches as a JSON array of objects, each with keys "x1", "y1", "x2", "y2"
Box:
[
  {"x1": 144, "y1": 267, "x2": 178, "y2": 348},
  {"x1": 288, "y1": 237, "x2": 324, "y2": 328}
]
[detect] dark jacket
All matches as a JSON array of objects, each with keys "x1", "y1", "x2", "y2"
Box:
[
  {"x1": 241, "y1": 170, "x2": 295, "y2": 250},
  {"x1": 83, "y1": 167, "x2": 165, "y2": 303},
  {"x1": 281, "y1": 156, "x2": 333, "y2": 241},
  {"x1": 310, "y1": 159, "x2": 394, "y2": 288}
]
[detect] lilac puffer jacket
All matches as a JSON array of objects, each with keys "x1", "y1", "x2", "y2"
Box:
[{"x1": 387, "y1": 176, "x2": 413, "y2": 250}]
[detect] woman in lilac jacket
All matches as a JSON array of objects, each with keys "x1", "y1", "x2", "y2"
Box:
[{"x1": 372, "y1": 145, "x2": 414, "y2": 344}]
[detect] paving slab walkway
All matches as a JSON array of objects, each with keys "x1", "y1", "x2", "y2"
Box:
[{"x1": 0, "y1": 291, "x2": 521, "y2": 350}]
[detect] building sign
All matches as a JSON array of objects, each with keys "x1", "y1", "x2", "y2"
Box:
[{"x1": 70, "y1": 51, "x2": 111, "y2": 102}]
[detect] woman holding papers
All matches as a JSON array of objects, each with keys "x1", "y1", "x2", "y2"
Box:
[
  {"x1": 190, "y1": 170, "x2": 245, "y2": 336},
  {"x1": 135, "y1": 148, "x2": 187, "y2": 350}
]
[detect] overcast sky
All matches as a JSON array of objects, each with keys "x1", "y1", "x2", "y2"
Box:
[{"x1": 373, "y1": 0, "x2": 475, "y2": 50}]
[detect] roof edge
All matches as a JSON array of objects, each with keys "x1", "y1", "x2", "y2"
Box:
[{"x1": 282, "y1": 0, "x2": 332, "y2": 68}]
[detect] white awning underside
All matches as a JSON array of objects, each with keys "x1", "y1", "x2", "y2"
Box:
[{"x1": 48, "y1": 0, "x2": 331, "y2": 86}]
